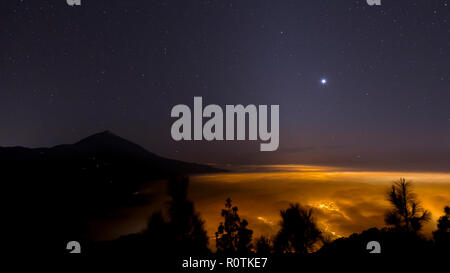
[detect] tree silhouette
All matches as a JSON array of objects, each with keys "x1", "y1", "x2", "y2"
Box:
[
  {"x1": 255, "y1": 236, "x2": 272, "y2": 255},
  {"x1": 274, "y1": 203, "x2": 322, "y2": 254},
  {"x1": 384, "y1": 178, "x2": 431, "y2": 233},
  {"x1": 433, "y1": 206, "x2": 450, "y2": 249},
  {"x1": 144, "y1": 176, "x2": 209, "y2": 254},
  {"x1": 215, "y1": 198, "x2": 253, "y2": 254}
]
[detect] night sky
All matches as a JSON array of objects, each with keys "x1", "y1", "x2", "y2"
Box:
[{"x1": 1, "y1": 0, "x2": 449, "y2": 171}]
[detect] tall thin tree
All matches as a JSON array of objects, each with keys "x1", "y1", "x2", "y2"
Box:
[
  {"x1": 384, "y1": 178, "x2": 431, "y2": 233},
  {"x1": 215, "y1": 198, "x2": 253, "y2": 254}
]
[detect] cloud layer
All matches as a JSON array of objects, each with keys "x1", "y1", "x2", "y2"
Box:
[{"x1": 88, "y1": 165, "x2": 450, "y2": 245}]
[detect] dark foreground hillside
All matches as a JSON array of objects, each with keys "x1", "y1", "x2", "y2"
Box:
[{"x1": 1, "y1": 132, "x2": 224, "y2": 254}]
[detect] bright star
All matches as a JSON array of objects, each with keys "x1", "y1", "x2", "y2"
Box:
[{"x1": 320, "y1": 78, "x2": 327, "y2": 85}]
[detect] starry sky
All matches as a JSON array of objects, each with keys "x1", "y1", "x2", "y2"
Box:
[{"x1": 1, "y1": 0, "x2": 449, "y2": 171}]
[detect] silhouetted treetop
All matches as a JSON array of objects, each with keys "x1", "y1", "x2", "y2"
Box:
[
  {"x1": 384, "y1": 178, "x2": 431, "y2": 233},
  {"x1": 255, "y1": 236, "x2": 272, "y2": 255},
  {"x1": 215, "y1": 198, "x2": 253, "y2": 254},
  {"x1": 274, "y1": 203, "x2": 322, "y2": 254},
  {"x1": 144, "y1": 176, "x2": 209, "y2": 255},
  {"x1": 433, "y1": 205, "x2": 450, "y2": 249}
]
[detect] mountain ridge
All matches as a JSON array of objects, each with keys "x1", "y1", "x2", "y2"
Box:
[
  {"x1": 1, "y1": 131, "x2": 224, "y2": 218},
  {"x1": 0, "y1": 130, "x2": 222, "y2": 173},
  {"x1": 1, "y1": 131, "x2": 226, "y2": 249}
]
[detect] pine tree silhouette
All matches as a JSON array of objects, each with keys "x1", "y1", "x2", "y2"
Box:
[
  {"x1": 274, "y1": 203, "x2": 322, "y2": 254},
  {"x1": 255, "y1": 236, "x2": 272, "y2": 255},
  {"x1": 215, "y1": 198, "x2": 253, "y2": 254},
  {"x1": 384, "y1": 178, "x2": 431, "y2": 233},
  {"x1": 144, "y1": 176, "x2": 209, "y2": 255},
  {"x1": 433, "y1": 206, "x2": 450, "y2": 250}
]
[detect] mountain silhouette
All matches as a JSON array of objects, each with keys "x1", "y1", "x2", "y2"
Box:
[
  {"x1": 2, "y1": 131, "x2": 224, "y2": 251},
  {"x1": 1, "y1": 130, "x2": 222, "y2": 182},
  {"x1": 2, "y1": 131, "x2": 223, "y2": 204}
]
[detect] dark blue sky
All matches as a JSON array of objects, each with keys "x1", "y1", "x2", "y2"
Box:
[{"x1": 1, "y1": 0, "x2": 449, "y2": 170}]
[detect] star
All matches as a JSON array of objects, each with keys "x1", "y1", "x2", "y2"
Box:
[{"x1": 320, "y1": 78, "x2": 327, "y2": 85}]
